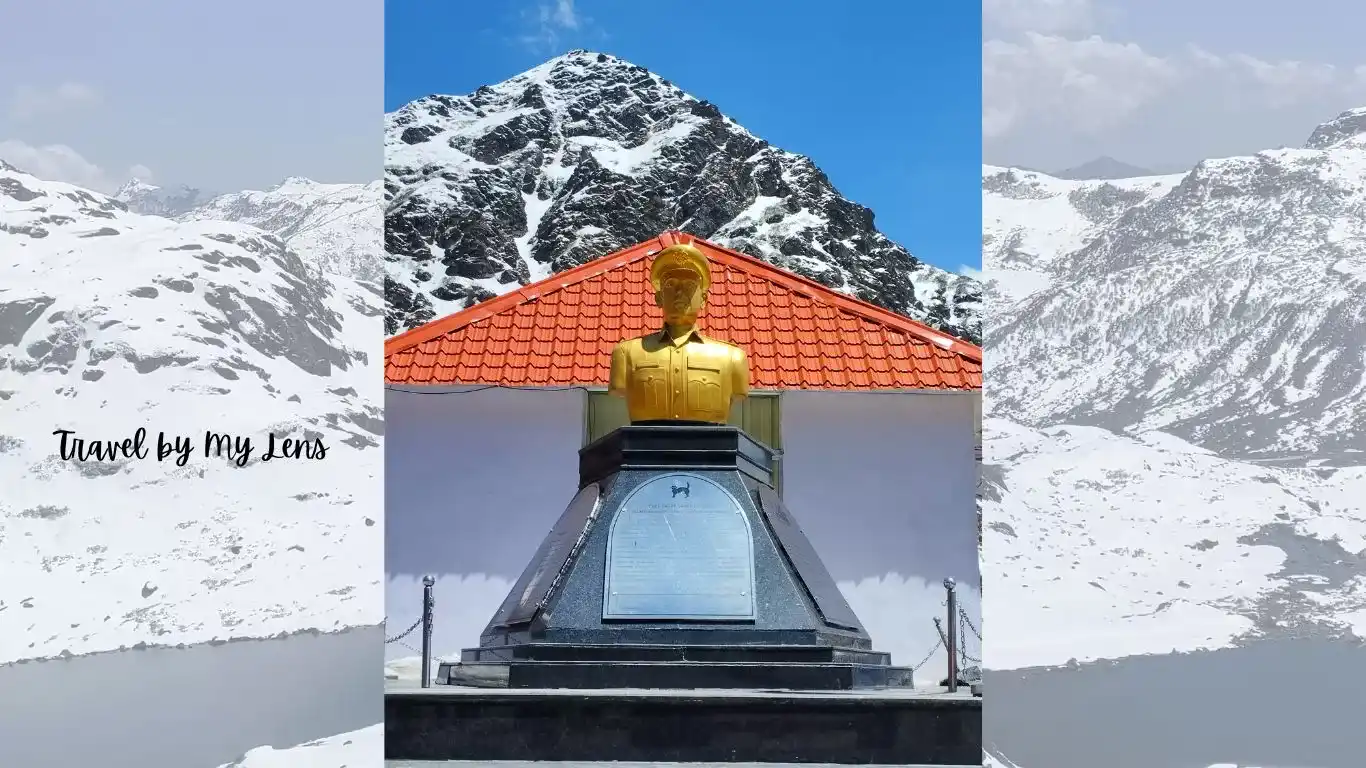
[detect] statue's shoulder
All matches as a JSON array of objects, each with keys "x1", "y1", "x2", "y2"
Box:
[
  {"x1": 613, "y1": 334, "x2": 648, "y2": 351},
  {"x1": 610, "y1": 335, "x2": 649, "y2": 359},
  {"x1": 702, "y1": 334, "x2": 746, "y2": 360}
]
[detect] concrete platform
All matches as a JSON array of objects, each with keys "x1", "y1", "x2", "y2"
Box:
[
  {"x1": 387, "y1": 762, "x2": 982, "y2": 767},
  {"x1": 384, "y1": 680, "x2": 981, "y2": 765}
]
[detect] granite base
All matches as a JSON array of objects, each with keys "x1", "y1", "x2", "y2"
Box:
[{"x1": 384, "y1": 686, "x2": 982, "y2": 764}]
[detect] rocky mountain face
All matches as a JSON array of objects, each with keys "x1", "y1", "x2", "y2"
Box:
[
  {"x1": 176, "y1": 178, "x2": 383, "y2": 282},
  {"x1": 1304, "y1": 106, "x2": 1366, "y2": 150},
  {"x1": 982, "y1": 166, "x2": 1182, "y2": 305},
  {"x1": 117, "y1": 177, "x2": 381, "y2": 282},
  {"x1": 985, "y1": 107, "x2": 1366, "y2": 459},
  {"x1": 383, "y1": 50, "x2": 981, "y2": 343},
  {"x1": 0, "y1": 161, "x2": 383, "y2": 663},
  {"x1": 113, "y1": 178, "x2": 209, "y2": 216}
]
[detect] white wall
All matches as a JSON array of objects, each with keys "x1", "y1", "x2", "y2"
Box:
[
  {"x1": 780, "y1": 389, "x2": 981, "y2": 676},
  {"x1": 385, "y1": 386, "x2": 582, "y2": 661},
  {"x1": 385, "y1": 386, "x2": 981, "y2": 680},
  {"x1": 781, "y1": 390, "x2": 979, "y2": 587}
]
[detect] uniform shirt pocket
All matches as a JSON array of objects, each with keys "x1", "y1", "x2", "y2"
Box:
[
  {"x1": 685, "y1": 362, "x2": 726, "y2": 417},
  {"x1": 632, "y1": 362, "x2": 667, "y2": 411}
]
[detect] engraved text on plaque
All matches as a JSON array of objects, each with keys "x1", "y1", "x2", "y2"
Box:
[{"x1": 603, "y1": 473, "x2": 756, "y2": 620}]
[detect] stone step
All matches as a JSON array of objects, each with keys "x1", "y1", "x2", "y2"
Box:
[
  {"x1": 441, "y1": 659, "x2": 915, "y2": 690},
  {"x1": 462, "y1": 641, "x2": 891, "y2": 665}
]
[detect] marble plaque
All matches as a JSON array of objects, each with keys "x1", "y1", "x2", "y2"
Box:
[{"x1": 603, "y1": 473, "x2": 757, "y2": 620}]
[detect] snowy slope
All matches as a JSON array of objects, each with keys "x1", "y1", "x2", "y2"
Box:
[
  {"x1": 981, "y1": 419, "x2": 1366, "y2": 671},
  {"x1": 0, "y1": 160, "x2": 384, "y2": 664},
  {"x1": 385, "y1": 49, "x2": 981, "y2": 343},
  {"x1": 218, "y1": 724, "x2": 381, "y2": 767},
  {"x1": 982, "y1": 166, "x2": 1181, "y2": 303},
  {"x1": 981, "y1": 108, "x2": 1366, "y2": 672},
  {"x1": 987, "y1": 108, "x2": 1366, "y2": 458},
  {"x1": 178, "y1": 177, "x2": 383, "y2": 281}
]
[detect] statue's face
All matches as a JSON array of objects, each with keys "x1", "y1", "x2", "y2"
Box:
[{"x1": 656, "y1": 270, "x2": 704, "y2": 324}]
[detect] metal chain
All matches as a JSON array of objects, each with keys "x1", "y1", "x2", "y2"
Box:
[
  {"x1": 957, "y1": 606, "x2": 982, "y2": 664},
  {"x1": 961, "y1": 609, "x2": 972, "y2": 664},
  {"x1": 958, "y1": 605, "x2": 982, "y2": 640},
  {"x1": 909, "y1": 635, "x2": 944, "y2": 672},
  {"x1": 383, "y1": 615, "x2": 422, "y2": 644},
  {"x1": 958, "y1": 612, "x2": 978, "y2": 665},
  {"x1": 957, "y1": 605, "x2": 982, "y2": 665}
]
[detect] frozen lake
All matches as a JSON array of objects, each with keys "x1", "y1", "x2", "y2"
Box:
[
  {"x1": 0, "y1": 626, "x2": 382, "y2": 767},
  {"x1": 986, "y1": 637, "x2": 1364, "y2": 768}
]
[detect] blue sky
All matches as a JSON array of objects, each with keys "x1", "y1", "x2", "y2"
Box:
[{"x1": 386, "y1": 0, "x2": 982, "y2": 273}]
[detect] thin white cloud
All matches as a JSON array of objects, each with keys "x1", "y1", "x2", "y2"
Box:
[
  {"x1": 983, "y1": 34, "x2": 1178, "y2": 139},
  {"x1": 984, "y1": 33, "x2": 1366, "y2": 141},
  {"x1": 0, "y1": 139, "x2": 149, "y2": 194},
  {"x1": 983, "y1": 0, "x2": 1366, "y2": 170},
  {"x1": 960, "y1": 265, "x2": 985, "y2": 281},
  {"x1": 983, "y1": 0, "x2": 1096, "y2": 35},
  {"x1": 128, "y1": 163, "x2": 155, "y2": 183},
  {"x1": 518, "y1": 0, "x2": 584, "y2": 54},
  {"x1": 8, "y1": 82, "x2": 101, "y2": 121}
]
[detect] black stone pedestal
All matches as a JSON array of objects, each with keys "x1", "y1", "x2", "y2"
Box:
[{"x1": 462, "y1": 424, "x2": 915, "y2": 691}]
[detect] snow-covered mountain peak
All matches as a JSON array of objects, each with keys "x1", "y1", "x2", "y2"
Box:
[
  {"x1": 1304, "y1": 106, "x2": 1366, "y2": 150},
  {"x1": 485, "y1": 48, "x2": 688, "y2": 107},
  {"x1": 112, "y1": 176, "x2": 207, "y2": 217},
  {"x1": 386, "y1": 53, "x2": 981, "y2": 343},
  {"x1": 270, "y1": 175, "x2": 320, "y2": 190},
  {"x1": 387, "y1": 50, "x2": 734, "y2": 171},
  {"x1": 1053, "y1": 155, "x2": 1157, "y2": 180},
  {"x1": 986, "y1": 107, "x2": 1366, "y2": 459},
  {"x1": 110, "y1": 173, "x2": 380, "y2": 284},
  {"x1": 114, "y1": 177, "x2": 158, "y2": 199}
]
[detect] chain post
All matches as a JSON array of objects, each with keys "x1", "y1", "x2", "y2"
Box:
[
  {"x1": 421, "y1": 575, "x2": 435, "y2": 688},
  {"x1": 944, "y1": 577, "x2": 958, "y2": 693}
]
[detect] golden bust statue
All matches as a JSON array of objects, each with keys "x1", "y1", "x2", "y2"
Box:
[{"x1": 608, "y1": 243, "x2": 749, "y2": 424}]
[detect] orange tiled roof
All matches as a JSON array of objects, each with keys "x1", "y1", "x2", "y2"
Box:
[{"x1": 385, "y1": 232, "x2": 982, "y2": 391}]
